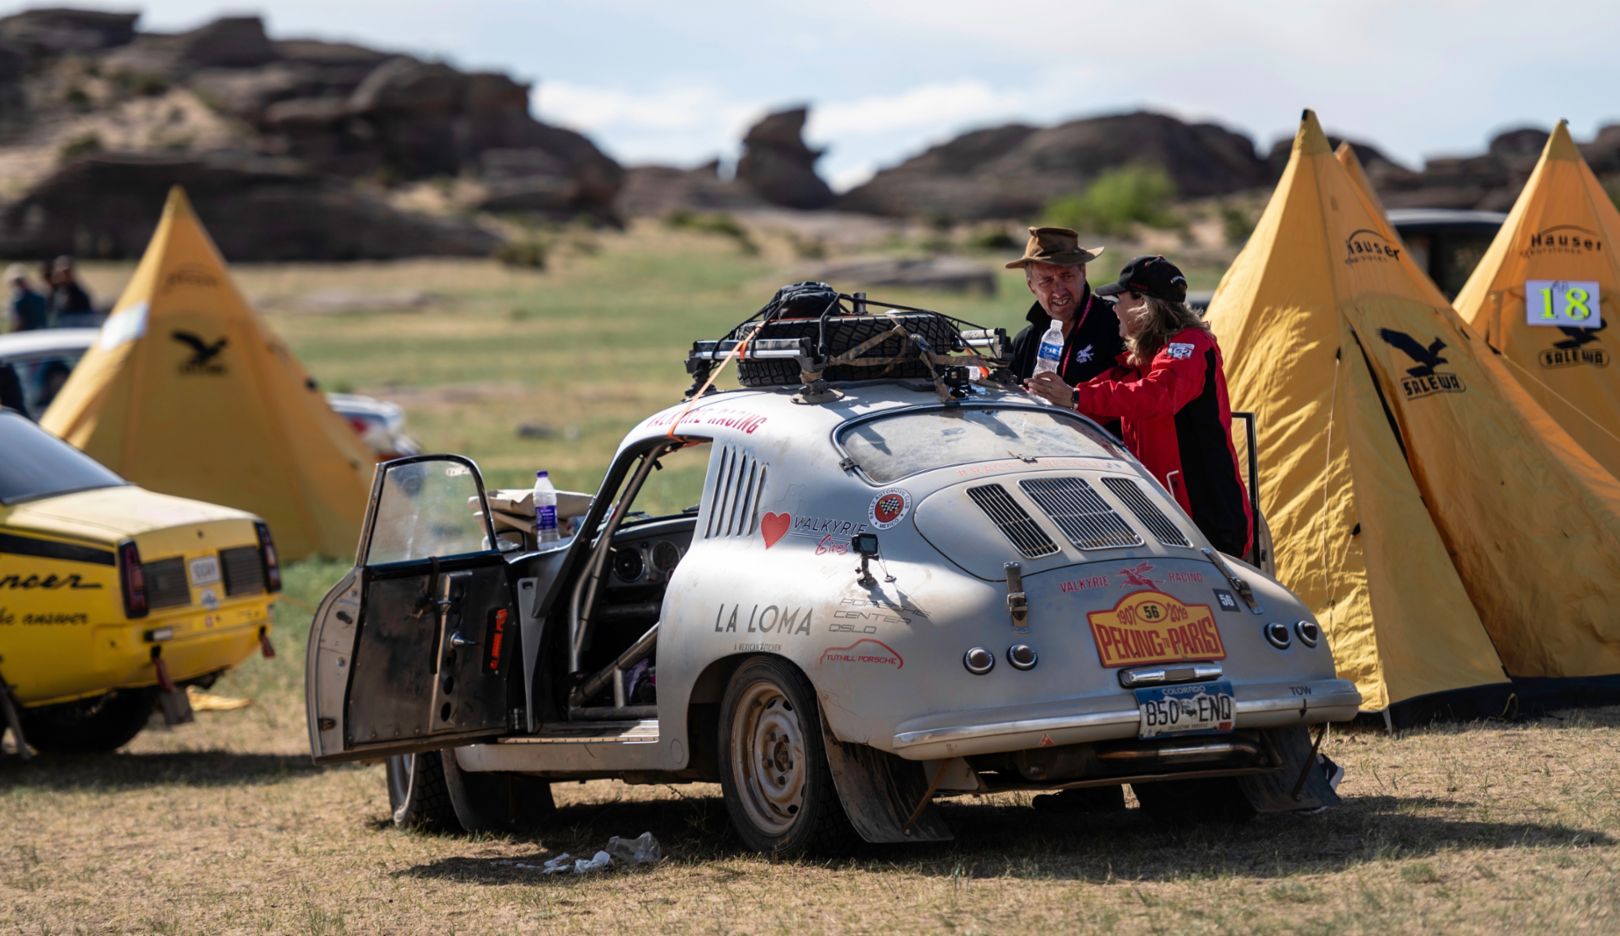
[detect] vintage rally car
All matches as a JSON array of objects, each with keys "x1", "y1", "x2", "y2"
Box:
[
  {"x1": 0, "y1": 408, "x2": 280, "y2": 754},
  {"x1": 305, "y1": 286, "x2": 1358, "y2": 854}
]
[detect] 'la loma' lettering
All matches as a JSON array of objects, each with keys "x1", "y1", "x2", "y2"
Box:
[
  {"x1": 713, "y1": 602, "x2": 812, "y2": 636},
  {"x1": 0, "y1": 573, "x2": 101, "y2": 590}
]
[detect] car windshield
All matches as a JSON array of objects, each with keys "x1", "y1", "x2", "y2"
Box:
[
  {"x1": 0, "y1": 411, "x2": 126, "y2": 504},
  {"x1": 837, "y1": 405, "x2": 1121, "y2": 483}
]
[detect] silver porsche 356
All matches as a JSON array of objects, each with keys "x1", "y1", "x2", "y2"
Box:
[{"x1": 306, "y1": 284, "x2": 1359, "y2": 855}]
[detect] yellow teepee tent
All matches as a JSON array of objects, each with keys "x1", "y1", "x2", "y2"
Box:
[
  {"x1": 1335, "y1": 142, "x2": 1386, "y2": 215},
  {"x1": 42, "y1": 188, "x2": 372, "y2": 560},
  {"x1": 1455, "y1": 121, "x2": 1620, "y2": 481},
  {"x1": 1205, "y1": 112, "x2": 1509, "y2": 716}
]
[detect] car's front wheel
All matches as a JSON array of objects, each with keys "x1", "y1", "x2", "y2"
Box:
[
  {"x1": 718, "y1": 657, "x2": 852, "y2": 856},
  {"x1": 385, "y1": 751, "x2": 458, "y2": 832}
]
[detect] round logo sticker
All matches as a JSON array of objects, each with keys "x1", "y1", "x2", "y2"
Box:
[{"x1": 868, "y1": 489, "x2": 912, "y2": 530}]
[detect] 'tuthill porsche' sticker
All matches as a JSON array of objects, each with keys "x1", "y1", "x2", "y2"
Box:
[
  {"x1": 868, "y1": 489, "x2": 912, "y2": 530},
  {"x1": 1087, "y1": 590, "x2": 1225, "y2": 668}
]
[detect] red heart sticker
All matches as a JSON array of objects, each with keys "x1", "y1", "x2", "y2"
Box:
[{"x1": 761, "y1": 512, "x2": 791, "y2": 548}]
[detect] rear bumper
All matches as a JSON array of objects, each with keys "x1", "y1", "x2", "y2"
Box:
[
  {"x1": 889, "y1": 678, "x2": 1360, "y2": 760},
  {"x1": 16, "y1": 600, "x2": 273, "y2": 707}
]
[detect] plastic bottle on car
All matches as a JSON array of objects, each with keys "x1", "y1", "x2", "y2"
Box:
[
  {"x1": 533, "y1": 470, "x2": 560, "y2": 544},
  {"x1": 1033, "y1": 319, "x2": 1064, "y2": 376}
]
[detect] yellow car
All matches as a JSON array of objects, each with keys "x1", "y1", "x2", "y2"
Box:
[{"x1": 1, "y1": 408, "x2": 279, "y2": 753}]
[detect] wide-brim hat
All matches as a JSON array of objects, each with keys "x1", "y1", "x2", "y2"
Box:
[{"x1": 1005, "y1": 226, "x2": 1104, "y2": 269}]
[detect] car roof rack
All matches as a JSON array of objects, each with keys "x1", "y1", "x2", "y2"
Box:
[{"x1": 684, "y1": 283, "x2": 1017, "y2": 402}]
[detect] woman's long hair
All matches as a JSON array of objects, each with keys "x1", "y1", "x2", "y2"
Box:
[{"x1": 1127, "y1": 296, "x2": 1209, "y2": 367}]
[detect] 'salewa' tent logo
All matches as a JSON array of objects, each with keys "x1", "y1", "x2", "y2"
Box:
[
  {"x1": 172, "y1": 330, "x2": 228, "y2": 374},
  {"x1": 1540, "y1": 319, "x2": 1611, "y2": 369},
  {"x1": 1378, "y1": 329, "x2": 1466, "y2": 398}
]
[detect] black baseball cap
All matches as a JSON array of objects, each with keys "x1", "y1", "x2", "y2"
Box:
[{"x1": 1094, "y1": 255, "x2": 1189, "y2": 303}]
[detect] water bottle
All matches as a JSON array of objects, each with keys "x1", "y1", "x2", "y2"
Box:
[
  {"x1": 1033, "y1": 319, "x2": 1064, "y2": 376},
  {"x1": 533, "y1": 470, "x2": 559, "y2": 544}
]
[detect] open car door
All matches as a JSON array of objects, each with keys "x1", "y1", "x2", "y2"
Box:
[
  {"x1": 307, "y1": 455, "x2": 517, "y2": 763},
  {"x1": 1229, "y1": 411, "x2": 1275, "y2": 574}
]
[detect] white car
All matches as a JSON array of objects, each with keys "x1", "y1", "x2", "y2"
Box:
[
  {"x1": 305, "y1": 287, "x2": 1358, "y2": 855},
  {"x1": 0, "y1": 329, "x2": 418, "y2": 457}
]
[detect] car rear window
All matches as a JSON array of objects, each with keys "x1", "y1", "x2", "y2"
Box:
[
  {"x1": 0, "y1": 411, "x2": 126, "y2": 504},
  {"x1": 837, "y1": 405, "x2": 1121, "y2": 483}
]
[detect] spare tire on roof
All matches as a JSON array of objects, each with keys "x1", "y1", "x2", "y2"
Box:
[{"x1": 731, "y1": 311, "x2": 960, "y2": 387}]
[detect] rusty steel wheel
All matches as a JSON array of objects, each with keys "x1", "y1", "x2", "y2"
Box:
[{"x1": 718, "y1": 657, "x2": 851, "y2": 855}]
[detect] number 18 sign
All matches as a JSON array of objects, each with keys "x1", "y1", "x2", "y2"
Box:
[{"x1": 1527, "y1": 280, "x2": 1602, "y2": 329}]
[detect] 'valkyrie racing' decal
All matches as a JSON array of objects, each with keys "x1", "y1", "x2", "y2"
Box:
[
  {"x1": 868, "y1": 489, "x2": 912, "y2": 529},
  {"x1": 1087, "y1": 590, "x2": 1225, "y2": 668}
]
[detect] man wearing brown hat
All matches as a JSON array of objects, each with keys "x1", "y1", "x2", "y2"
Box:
[{"x1": 1006, "y1": 226, "x2": 1123, "y2": 395}]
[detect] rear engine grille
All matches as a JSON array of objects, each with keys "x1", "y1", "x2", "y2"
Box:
[
  {"x1": 705, "y1": 445, "x2": 767, "y2": 539},
  {"x1": 144, "y1": 557, "x2": 190, "y2": 610},
  {"x1": 1102, "y1": 476, "x2": 1191, "y2": 547},
  {"x1": 1019, "y1": 477, "x2": 1142, "y2": 550},
  {"x1": 967, "y1": 484, "x2": 1059, "y2": 559},
  {"x1": 221, "y1": 546, "x2": 266, "y2": 596}
]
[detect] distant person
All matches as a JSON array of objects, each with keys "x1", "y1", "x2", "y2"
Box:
[
  {"x1": 6, "y1": 264, "x2": 50, "y2": 332},
  {"x1": 1027, "y1": 255, "x2": 1252, "y2": 557},
  {"x1": 36, "y1": 359, "x2": 71, "y2": 413},
  {"x1": 48, "y1": 255, "x2": 97, "y2": 327},
  {"x1": 1006, "y1": 226, "x2": 1124, "y2": 387}
]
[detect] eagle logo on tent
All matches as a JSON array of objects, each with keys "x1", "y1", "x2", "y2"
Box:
[
  {"x1": 1378, "y1": 329, "x2": 1466, "y2": 398},
  {"x1": 1541, "y1": 319, "x2": 1610, "y2": 368},
  {"x1": 172, "y1": 331, "x2": 228, "y2": 374}
]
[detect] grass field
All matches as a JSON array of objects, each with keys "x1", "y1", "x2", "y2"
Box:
[{"x1": 6, "y1": 225, "x2": 1619, "y2": 934}]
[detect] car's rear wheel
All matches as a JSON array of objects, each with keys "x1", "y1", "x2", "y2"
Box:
[
  {"x1": 442, "y1": 750, "x2": 556, "y2": 835},
  {"x1": 385, "y1": 751, "x2": 459, "y2": 832},
  {"x1": 19, "y1": 688, "x2": 155, "y2": 753},
  {"x1": 718, "y1": 657, "x2": 851, "y2": 855}
]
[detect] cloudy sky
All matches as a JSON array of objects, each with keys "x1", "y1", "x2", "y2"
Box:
[{"x1": 10, "y1": 1, "x2": 1620, "y2": 190}]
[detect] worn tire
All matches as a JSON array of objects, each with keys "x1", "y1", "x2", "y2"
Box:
[
  {"x1": 734, "y1": 313, "x2": 959, "y2": 388},
  {"x1": 718, "y1": 657, "x2": 852, "y2": 856},
  {"x1": 19, "y1": 689, "x2": 155, "y2": 753},
  {"x1": 443, "y1": 750, "x2": 556, "y2": 835},
  {"x1": 385, "y1": 751, "x2": 459, "y2": 833}
]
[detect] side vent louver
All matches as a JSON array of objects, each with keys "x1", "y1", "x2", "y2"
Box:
[
  {"x1": 1019, "y1": 477, "x2": 1142, "y2": 550},
  {"x1": 705, "y1": 446, "x2": 767, "y2": 538},
  {"x1": 1102, "y1": 476, "x2": 1191, "y2": 547},
  {"x1": 967, "y1": 484, "x2": 1059, "y2": 559}
]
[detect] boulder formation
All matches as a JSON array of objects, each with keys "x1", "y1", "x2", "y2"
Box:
[
  {"x1": 0, "y1": 6, "x2": 624, "y2": 258},
  {"x1": 736, "y1": 107, "x2": 834, "y2": 210},
  {"x1": 0, "y1": 154, "x2": 499, "y2": 260},
  {"x1": 840, "y1": 111, "x2": 1268, "y2": 220}
]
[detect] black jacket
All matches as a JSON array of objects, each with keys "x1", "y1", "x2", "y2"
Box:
[{"x1": 1009, "y1": 285, "x2": 1125, "y2": 385}]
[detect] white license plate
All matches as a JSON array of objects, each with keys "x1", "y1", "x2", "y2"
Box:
[
  {"x1": 1134, "y1": 680, "x2": 1235, "y2": 739},
  {"x1": 189, "y1": 556, "x2": 221, "y2": 586}
]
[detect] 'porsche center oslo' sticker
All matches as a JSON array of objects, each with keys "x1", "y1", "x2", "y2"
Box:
[
  {"x1": 868, "y1": 489, "x2": 912, "y2": 530},
  {"x1": 1087, "y1": 590, "x2": 1225, "y2": 668}
]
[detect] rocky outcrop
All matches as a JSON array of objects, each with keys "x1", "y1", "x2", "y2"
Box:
[
  {"x1": 0, "y1": 6, "x2": 627, "y2": 257},
  {"x1": 841, "y1": 111, "x2": 1268, "y2": 220},
  {"x1": 736, "y1": 107, "x2": 834, "y2": 210},
  {"x1": 0, "y1": 8, "x2": 138, "y2": 57},
  {"x1": 616, "y1": 160, "x2": 766, "y2": 218},
  {"x1": 0, "y1": 154, "x2": 499, "y2": 260}
]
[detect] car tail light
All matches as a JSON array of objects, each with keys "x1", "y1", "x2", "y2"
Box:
[
  {"x1": 255, "y1": 521, "x2": 281, "y2": 593},
  {"x1": 119, "y1": 539, "x2": 148, "y2": 619}
]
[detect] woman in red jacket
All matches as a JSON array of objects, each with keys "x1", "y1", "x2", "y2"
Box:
[{"x1": 1027, "y1": 255, "x2": 1252, "y2": 558}]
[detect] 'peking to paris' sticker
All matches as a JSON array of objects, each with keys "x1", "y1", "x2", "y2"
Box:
[
  {"x1": 868, "y1": 489, "x2": 912, "y2": 529},
  {"x1": 1527, "y1": 280, "x2": 1602, "y2": 329}
]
